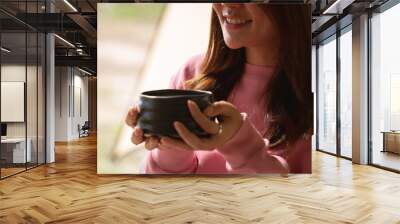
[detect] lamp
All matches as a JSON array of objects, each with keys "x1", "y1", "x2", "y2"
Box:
[
  {"x1": 63, "y1": 0, "x2": 78, "y2": 12},
  {"x1": 1, "y1": 47, "x2": 11, "y2": 53},
  {"x1": 54, "y1": 34, "x2": 75, "y2": 48}
]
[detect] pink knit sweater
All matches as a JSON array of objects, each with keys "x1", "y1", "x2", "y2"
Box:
[{"x1": 141, "y1": 54, "x2": 311, "y2": 174}]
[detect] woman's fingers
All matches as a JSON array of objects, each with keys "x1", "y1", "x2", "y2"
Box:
[
  {"x1": 131, "y1": 127, "x2": 144, "y2": 145},
  {"x1": 131, "y1": 127, "x2": 159, "y2": 150},
  {"x1": 187, "y1": 100, "x2": 219, "y2": 134},
  {"x1": 174, "y1": 121, "x2": 215, "y2": 150},
  {"x1": 174, "y1": 121, "x2": 203, "y2": 149},
  {"x1": 160, "y1": 137, "x2": 193, "y2": 151},
  {"x1": 145, "y1": 136, "x2": 160, "y2": 150},
  {"x1": 204, "y1": 101, "x2": 236, "y2": 117},
  {"x1": 125, "y1": 106, "x2": 139, "y2": 127},
  {"x1": 128, "y1": 101, "x2": 238, "y2": 151}
]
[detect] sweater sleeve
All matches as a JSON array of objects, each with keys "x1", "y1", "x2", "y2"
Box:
[
  {"x1": 143, "y1": 55, "x2": 203, "y2": 174},
  {"x1": 217, "y1": 113, "x2": 290, "y2": 174}
]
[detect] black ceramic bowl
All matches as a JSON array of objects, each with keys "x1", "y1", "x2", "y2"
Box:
[{"x1": 137, "y1": 89, "x2": 214, "y2": 139}]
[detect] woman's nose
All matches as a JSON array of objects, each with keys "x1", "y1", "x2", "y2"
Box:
[
  {"x1": 213, "y1": 3, "x2": 243, "y2": 9},
  {"x1": 219, "y1": 3, "x2": 243, "y2": 16},
  {"x1": 220, "y1": 3, "x2": 242, "y2": 8}
]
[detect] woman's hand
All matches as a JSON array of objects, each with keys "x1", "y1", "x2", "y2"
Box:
[
  {"x1": 125, "y1": 105, "x2": 161, "y2": 150},
  {"x1": 160, "y1": 100, "x2": 243, "y2": 151}
]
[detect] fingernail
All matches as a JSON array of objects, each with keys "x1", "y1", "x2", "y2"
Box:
[{"x1": 173, "y1": 121, "x2": 180, "y2": 129}]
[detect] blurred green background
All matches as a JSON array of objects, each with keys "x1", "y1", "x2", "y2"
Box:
[
  {"x1": 100, "y1": 4, "x2": 166, "y2": 21},
  {"x1": 97, "y1": 4, "x2": 166, "y2": 173},
  {"x1": 98, "y1": 3, "x2": 212, "y2": 174}
]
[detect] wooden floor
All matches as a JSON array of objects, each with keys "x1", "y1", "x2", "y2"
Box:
[
  {"x1": 1, "y1": 163, "x2": 44, "y2": 178},
  {"x1": 1, "y1": 167, "x2": 26, "y2": 178},
  {"x1": 372, "y1": 150, "x2": 400, "y2": 171},
  {"x1": 0, "y1": 135, "x2": 400, "y2": 223}
]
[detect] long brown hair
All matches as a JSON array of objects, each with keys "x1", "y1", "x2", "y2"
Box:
[{"x1": 186, "y1": 4, "x2": 313, "y2": 145}]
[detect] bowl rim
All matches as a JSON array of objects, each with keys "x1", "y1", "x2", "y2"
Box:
[{"x1": 140, "y1": 89, "x2": 213, "y2": 99}]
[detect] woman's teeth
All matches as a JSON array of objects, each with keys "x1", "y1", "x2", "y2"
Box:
[{"x1": 226, "y1": 18, "x2": 249, "y2": 25}]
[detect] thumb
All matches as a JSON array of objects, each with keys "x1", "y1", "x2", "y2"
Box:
[{"x1": 204, "y1": 101, "x2": 237, "y2": 118}]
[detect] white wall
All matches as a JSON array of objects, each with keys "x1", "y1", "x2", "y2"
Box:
[
  {"x1": 1, "y1": 65, "x2": 37, "y2": 138},
  {"x1": 1, "y1": 63, "x2": 46, "y2": 164},
  {"x1": 1, "y1": 65, "x2": 26, "y2": 130},
  {"x1": 54, "y1": 67, "x2": 89, "y2": 141},
  {"x1": 1, "y1": 65, "x2": 27, "y2": 142},
  {"x1": 55, "y1": 66, "x2": 70, "y2": 141},
  {"x1": 76, "y1": 74, "x2": 89, "y2": 122},
  {"x1": 72, "y1": 73, "x2": 89, "y2": 138}
]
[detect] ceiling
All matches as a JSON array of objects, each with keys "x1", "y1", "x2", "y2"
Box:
[{"x1": 0, "y1": 0, "x2": 98, "y2": 74}]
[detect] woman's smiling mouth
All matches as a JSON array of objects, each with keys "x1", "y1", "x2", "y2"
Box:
[
  {"x1": 226, "y1": 17, "x2": 251, "y2": 25},
  {"x1": 224, "y1": 17, "x2": 252, "y2": 30},
  {"x1": 221, "y1": 6, "x2": 252, "y2": 30}
]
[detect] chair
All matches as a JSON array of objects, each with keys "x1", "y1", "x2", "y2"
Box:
[{"x1": 79, "y1": 121, "x2": 90, "y2": 138}]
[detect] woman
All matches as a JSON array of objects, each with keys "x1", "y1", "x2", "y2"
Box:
[{"x1": 126, "y1": 3, "x2": 313, "y2": 174}]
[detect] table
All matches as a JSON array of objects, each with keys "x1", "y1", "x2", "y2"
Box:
[
  {"x1": 381, "y1": 131, "x2": 400, "y2": 154},
  {"x1": 1, "y1": 138, "x2": 32, "y2": 164}
]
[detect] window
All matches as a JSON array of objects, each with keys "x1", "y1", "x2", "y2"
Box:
[
  {"x1": 339, "y1": 28, "x2": 352, "y2": 158},
  {"x1": 317, "y1": 35, "x2": 337, "y2": 154},
  {"x1": 370, "y1": 2, "x2": 400, "y2": 171},
  {"x1": 0, "y1": 1, "x2": 47, "y2": 179}
]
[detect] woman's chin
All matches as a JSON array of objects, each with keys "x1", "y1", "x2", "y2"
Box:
[
  {"x1": 222, "y1": 37, "x2": 243, "y2": 49},
  {"x1": 224, "y1": 42, "x2": 243, "y2": 50}
]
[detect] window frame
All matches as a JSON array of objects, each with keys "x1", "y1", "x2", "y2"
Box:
[
  {"x1": 367, "y1": 0, "x2": 400, "y2": 173},
  {"x1": 315, "y1": 21, "x2": 353, "y2": 161}
]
